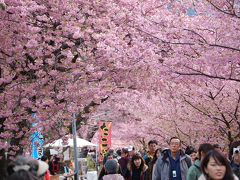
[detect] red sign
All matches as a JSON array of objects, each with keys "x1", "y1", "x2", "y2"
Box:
[{"x1": 98, "y1": 121, "x2": 112, "y2": 162}]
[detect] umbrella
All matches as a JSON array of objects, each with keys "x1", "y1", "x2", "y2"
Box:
[{"x1": 44, "y1": 137, "x2": 97, "y2": 148}]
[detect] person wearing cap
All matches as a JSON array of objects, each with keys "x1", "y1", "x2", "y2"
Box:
[
  {"x1": 7, "y1": 155, "x2": 49, "y2": 180},
  {"x1": 128, "y1": 146, "x2": 136, "y2": 160},
  {"x1": 116, "y1": 149, "x2": 122, "y2": 160},
  {"x1": 99, "y1": 157, "x2": 122, "y2": 180},
  {"x1": 101, "y1": 159, "x2": 124, "y2": 180},
  {"x1": 118, "y1": 148, "x2": 130, "y2": 179}
]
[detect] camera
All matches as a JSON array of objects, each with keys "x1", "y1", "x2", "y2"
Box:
[{"x1": 233, "y1": 147, "x2": 240, "y2": 154}]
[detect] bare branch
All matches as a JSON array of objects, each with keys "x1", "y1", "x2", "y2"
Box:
[
  {"x1": 209, "y1": 43, "x2": 240, "y2": 52},
  {"x1": 183, "y1": 97, "x2": 226, "y2": 124},
  {"x1": 175, "y1": 70, "x2": 240, "y2": 83},
  {"x1": 177, "y1": 127, "x2": 191, "y2": 140},
  {"x1": 234, "y1": 90, "x2": 240, "y2": 121},
  {"x1": 207, "y1": 86, "x2": 225, "y2": 100},
  {"x1": 206, "y1": 0, "x2": 240, "y2": 18},
  {"x1": 183, "y1": 29, "x2": 208, "y2": 44},
  {"x1": 132, "y1": 26, "x2": 240, "y2": 52}
]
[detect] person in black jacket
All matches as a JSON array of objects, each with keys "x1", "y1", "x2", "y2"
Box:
[{"x1": 118, "y1": 148, "x2": 130, "y2": 179}]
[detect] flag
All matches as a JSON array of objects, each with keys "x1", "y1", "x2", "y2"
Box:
[{"x1": 98, "y1": 121, "x2": 112, "y2": 162}]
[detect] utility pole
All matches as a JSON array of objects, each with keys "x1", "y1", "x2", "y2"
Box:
[{"x1": 72, "y1": 113, "x2": 79, "y2": 180}]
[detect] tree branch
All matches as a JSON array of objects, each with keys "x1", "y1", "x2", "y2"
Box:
[
  {"x1": 234, "y1": 90, "x2": 240, "y2": 118},
  {"x1": 175, "y1": 70, "x2": 240, "y2": 82},
  {"x1": 206, "y1": 0, "x2": 240, "y2": 18},
  {"x1": 183, "y1": 97, "x2": 226, "y2": 124}
]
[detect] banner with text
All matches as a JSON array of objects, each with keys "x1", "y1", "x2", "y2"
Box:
[
  {"x1": 31, "y1": 131, "x2": 44, "y2": 159},
  {"x1": 31, "y1": 113, "x2": 44, "y2": 159},
  {"x1": 98, "y1": 121, "x2": 112, "y2": 162}
]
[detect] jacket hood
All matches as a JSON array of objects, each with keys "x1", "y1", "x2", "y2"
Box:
[
  {"x1": 194, "y1": 159, "x2": 201, "y2": 168},
  {"x1": 127, "y1": 164, "x2": 148, "y2": 173},
  {"x1": 103, "y1": 174, "x2": 125, "y2": 180},
  {"x1": 198, "y1": 174, "x2": 239, "y2": 180},
  {"x1": 162, "y1": 149, "x2": 187, "y2": 162},
  {"x1": 198, "y1": 174, "x2": 206, "y2": 180},
  {"x1": 142, "y1": 164, "x2": 148, "y2": 172}
]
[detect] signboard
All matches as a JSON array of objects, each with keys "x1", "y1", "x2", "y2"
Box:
[
  {"x1": 98, "y1": 121, "x2": 112, "y2": 162},
  {"x1": 31, "y1": 131, "x2": 44, "y2": 159},
  {"x1": 31, "y1": 113, "x2": 44, "y2": 159}
]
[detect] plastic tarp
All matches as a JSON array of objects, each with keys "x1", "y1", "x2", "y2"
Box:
[{"x1": 44, "y1": 137, "x2": 97, "y2": 148}]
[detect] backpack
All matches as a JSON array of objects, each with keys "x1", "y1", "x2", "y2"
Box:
[
  {"x1": 194, "y1": 164, "x2": 201, "y2": 170},
  {"x1": 185, "y1": 156, "x2": 192, "y2": 168}
]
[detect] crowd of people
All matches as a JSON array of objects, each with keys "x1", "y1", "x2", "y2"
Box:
[
  {"x1": 3, "y1": 136, "x2": 240, "y2": 180},
  {"x1": 98, "y1": 137, "x2": 240, "y2": 180}
]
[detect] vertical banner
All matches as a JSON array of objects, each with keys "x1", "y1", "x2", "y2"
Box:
[
  {"x1": 31, "y1": 113, "x2": 44, "y2": 159},
  {"x1": 98, "y1": 121, "x2": 112, "y2": 162},
  {"x1": 31, "y1": 131, "x2": 44, "y2": 159}
]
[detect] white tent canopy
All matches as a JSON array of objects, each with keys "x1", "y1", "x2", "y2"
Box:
[{"x1": 44, "y1": 137, "x2": 97, "y2": 148}]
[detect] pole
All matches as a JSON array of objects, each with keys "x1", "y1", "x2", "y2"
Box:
[
  {"x1": 72, "y1": 113, "x2": 79, "y2": 180},
  {"x1": 95, "y1": 147, "x2": 98, "y2": 172}
]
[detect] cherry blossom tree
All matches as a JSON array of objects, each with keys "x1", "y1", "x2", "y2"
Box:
[
  {"x1": 86, "y1": 0, "x2": 240, "y2": 150},
  {"x1": 0, "y1": 0, "x2": 118, "y2": 175},
  {"x1": 0, "y1": 1, "x2": 240, "y2": 177}
]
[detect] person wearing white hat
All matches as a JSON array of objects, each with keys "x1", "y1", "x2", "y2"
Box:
[{"x1": 7, "y1": 155, "x2": 49, "y2": 180}]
